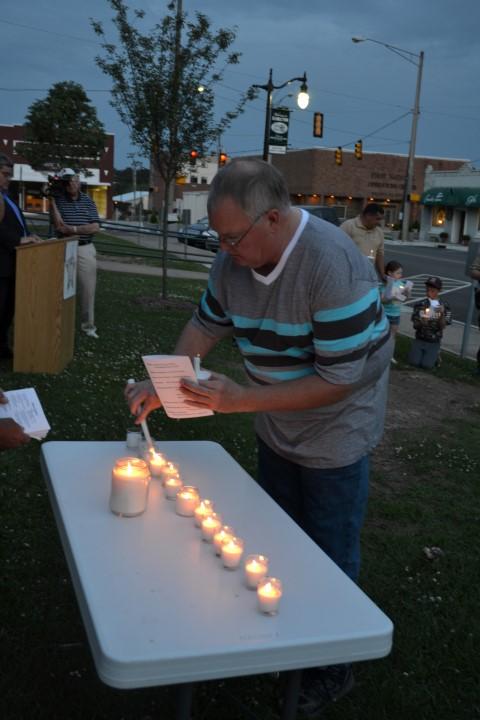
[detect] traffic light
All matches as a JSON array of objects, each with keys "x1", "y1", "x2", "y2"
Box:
[
  {"x1": 313, "y1": 112, "x2": 324, "y2": 138},
  {"x1": 354, "y1": 140, "x2": 363, "y2": 160},
  {"x1": 189, "y1": 149, "x2": 199, "y2": 166},
  {"x1": 335, "y1": 147, "x2": 343, "y2": 166},
  {"x1": 218, "y1": 151, "x2": 228, "y2": 167}
]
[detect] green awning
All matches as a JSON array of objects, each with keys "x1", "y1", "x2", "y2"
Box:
[{"x1": 421, "y1": 186, "x2": 480, "y2": 207}]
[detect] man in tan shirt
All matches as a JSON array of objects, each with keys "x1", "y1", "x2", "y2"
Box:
[{"x1": 340, "y1": 203, "x2": 385, "y2": 278}]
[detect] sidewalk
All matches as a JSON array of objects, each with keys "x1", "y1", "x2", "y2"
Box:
[{"x1": 97, "y1": 256, "x2": 479, "y2": 362}]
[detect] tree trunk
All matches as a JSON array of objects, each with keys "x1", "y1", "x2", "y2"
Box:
[{"x1": 161, "y1": 180, "x2": 171, "y2": 299}]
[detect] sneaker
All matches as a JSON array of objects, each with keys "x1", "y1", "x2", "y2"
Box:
[
  {"x1": 390, "y1": 357, "x2": 398, "y2": 365},
  {"x1": 297, "y1": 664, "x2": 355, "y2": 718},
  {"x1": 84, "y1": 328, "x2": 99, "y2": 339}
]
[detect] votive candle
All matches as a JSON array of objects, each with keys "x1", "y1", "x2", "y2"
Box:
[
  {"x1": 175, "y1": 486, "x2": 200, "y2": 516},
  {"x1": 201, "y1": 512, "x2": 222, "y2": 542},
  {"x1": 257, "y1": 577, "x2": 283, "y2": 615},
  {"x1": 244, "y1": 554, "x2": 269, "y2": 589},
  {"x1": 194, "y1": 499, "x2": 215, "y2": 527},
  {"x1": 163, "y1": 474, "x2": 183, "y2": 500},
  {"x1": 147, "y1": 450, "x2": 167, "y2": 478},
  {"x1": 213, "y1": 525, "x2": 235, "y2": 555},
  {"x1": 221, "y1": 536, "x2": 244, "y2": 569}
]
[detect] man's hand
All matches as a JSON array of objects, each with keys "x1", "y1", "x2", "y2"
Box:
[
  {"x1": 180, "y1": 373, "x2": 246, "y2": 414},
  {"x1": 0, "y1": 418, "x2": 30, "y2": 450},
  {"x1": 124, "y1": 380, "x2": 162, "y2": 423},
  {"x1": 0, "y1": 389, "x2": 7, "y2": 404}
]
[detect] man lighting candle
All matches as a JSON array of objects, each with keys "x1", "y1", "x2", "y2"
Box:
[{"x1": 126, "y1": 159, "x2": 392, "y2": 715}]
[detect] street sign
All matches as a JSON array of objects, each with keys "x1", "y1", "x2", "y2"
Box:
[{"x1": 268, "y1": 106, "x2": 290, "y2": 155}]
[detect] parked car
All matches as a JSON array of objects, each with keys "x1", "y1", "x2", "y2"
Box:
[
  {"x1": 296, "y1": 205, "x2": 340, "y2": 226},
  {"x1": 177, "y1": 217, "x2": 219, "y2": 251}
]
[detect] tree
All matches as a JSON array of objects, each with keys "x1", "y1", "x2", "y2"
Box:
[
  {"x1": 18, "y1": 81, "x2": 107, "y2": 174},
  {"x1": 91, "y1": 0, "x2": 255, "y2": 298}
]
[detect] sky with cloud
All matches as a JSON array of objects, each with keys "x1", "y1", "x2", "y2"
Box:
[{"x1": 2, "y1": 0, "x2": 479, "y2": 168}]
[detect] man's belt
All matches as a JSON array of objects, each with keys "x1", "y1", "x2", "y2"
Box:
[{"x1": 78, "y1": 238, "x2": 93, "y2": 246}]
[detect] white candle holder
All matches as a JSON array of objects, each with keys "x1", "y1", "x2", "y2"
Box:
[
  {"x1": 146, "y1": 449, "x2": 167, "y2": 478},
  {"x1": 213, "y1": 525, "x2": 235, "y2": 555},
  {"x1": 244, "y1": 554, "x2": 269, "y2": 589},
  {"x1": 194, "y1": 499, "x2": 215, "y2": 528},
  {"x1": 201, "y1": 512, "x2": 222, "y2": 542},
  {"x1": 163, "y1": 474, "x2": 183, "y2": 500},
  {"x1": 221, "y1": 536, "x2": 244, "y2": 569},
  {"x1": 125, "y1": 428, "x2": 141, "y2": 450},
  {"x1": 257, "y1": 577, "x2": 283, "y2": 615},
  {"x1": 110, "y1": 457, "x2": 150, "y2": 518},
  {"x1": 175, "y1": 486, "x2": 200, "y2": 516},
  {"x1": 161, "y1": 461, "x2": 180, "y2": 483}
]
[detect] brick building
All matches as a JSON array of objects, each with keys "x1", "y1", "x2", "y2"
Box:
[
  {"x1": 270, "y1": 148, "x2": 467, "y2": 226},
  {"x1": 0, "y1": 124, "x2": 115, "y2": 219}
]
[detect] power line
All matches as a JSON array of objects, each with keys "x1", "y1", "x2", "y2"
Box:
[{"x1": 0, "y1": 18, "x2": 100, "y2": 45}]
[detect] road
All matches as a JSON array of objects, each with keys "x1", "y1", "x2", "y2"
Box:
[{"x1": 384, "y1": 244, "x2": 474, "y2": 322}]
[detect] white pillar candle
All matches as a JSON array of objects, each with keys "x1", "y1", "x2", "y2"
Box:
[
  {"x1": 110, "y1": 457, "x2": 150, "y2": 517},
  {"x1": 257, "y1": 577, "x2": 283, "y2": 615},
  {"x1": 213, "y1": 525, "x2": 235, "y2": 555},
  {"x1": 201, "y1": 512, "x2": 222, "y2": 542},
  {"x1": 146, "y1": 450, "x2": 167, "y2": 478},
  {"x1": 194, "y1": 499, "x2": 215, "y2": 527},
  {"x1": 163, "y1": 475, "x2": 183, "y2": 500},
  {"x1": 221, "y1": 536, "x2": 244, "y2": 569},
  {"x1": 175, "y1": 486, "x2": 200, "y2": 516},
  {"x1": 244, "y1": 554, "x2": 269, "y2": 589}
]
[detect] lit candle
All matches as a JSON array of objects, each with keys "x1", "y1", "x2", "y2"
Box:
[
  {"x1": 175, "y1": 486, "x2": 200, "y2": 516},
  {"x1": 194, "y1": 499, "x2": 215, "y2": 527},
  {"x1": 244, "y1": 554, "x2": 269, "y2": 589},
  {"x1": 213, "y1": 525, "x2": 235, "y2": 555},
  {"x1": 147, "y1": 449, "x2": 167, "y2": 478},
  {"x1": 163, "y1": 474, "x2": 183, "y2": 500},
  {"x1": 201, "y1": 512, "x2": 222, "y2": 542},
  {"x1": 221, "y1": 536, "x2": 244, "y2": 569},
  {"x1": 110, "y1": 457, "x2": 150, "y2": 517},
  {"x1": 162, "y1": 461, "x2": 179, "y2": 482},
  {"x1": 257, "y1": 577, "x2": 283, "y2": 615}
]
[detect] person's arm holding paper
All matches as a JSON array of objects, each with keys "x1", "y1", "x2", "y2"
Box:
[
  {"x1": 125, "y1": 321, "x2": 219, "y2": 423},
  {"x1": 0, "y1": 390, "x2": 31, "y2": 449}
]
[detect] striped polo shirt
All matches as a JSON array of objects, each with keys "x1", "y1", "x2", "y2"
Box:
[
  {"x1": 192, "y1": 211, "x2": 392, "y2": 468},
  {"x1": 55, "y1": 192, "x2": 100, "y2": 243}
]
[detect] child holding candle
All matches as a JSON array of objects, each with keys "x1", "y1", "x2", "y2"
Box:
[
  {"x1": 380, "y1": 260, "x2": 412, "y2": 365},
  {"x1": 407, "y1": 276, "x2": 452, "y2": 369}
]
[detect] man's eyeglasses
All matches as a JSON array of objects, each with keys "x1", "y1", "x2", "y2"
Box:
[{"x1": 219, "y1": 210, "x2": 268, "y2": 248}]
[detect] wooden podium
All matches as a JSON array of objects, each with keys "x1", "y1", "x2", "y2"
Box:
[{"x1": 13, "y1": 238, "x2": 76, "y2": 374}]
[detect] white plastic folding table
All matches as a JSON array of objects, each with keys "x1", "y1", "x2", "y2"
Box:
[{"x1": 41, "y1": 440, "x2": 393, "y2": 719}]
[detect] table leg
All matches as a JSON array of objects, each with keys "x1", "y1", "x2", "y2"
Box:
[
  {"x1": 280, "y1": 669, "x2": 302, "y2": 720},
  {"x1": 176, "y1": 682, "x2": 195, "y2": 720}
]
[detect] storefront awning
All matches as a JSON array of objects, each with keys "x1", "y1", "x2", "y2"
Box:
[{"x1": 421, "y1": 187, "x2": 480, "y2": 207}]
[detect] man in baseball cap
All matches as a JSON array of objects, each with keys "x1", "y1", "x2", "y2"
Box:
[{"x1": 58, "y1": 168, "x2": 77, "y2": 179}]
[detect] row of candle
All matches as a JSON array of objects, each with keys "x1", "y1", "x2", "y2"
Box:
[{"x1": 111, "y1": 437, "x2": 283, "y2": 614}]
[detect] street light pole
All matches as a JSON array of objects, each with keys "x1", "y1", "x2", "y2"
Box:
[
  {"x1": 253, "y1": 69, "x2": 309, "y2": 162},
  {"x1": 352, "y1": 37, "x2": 424, "y2": 242}
]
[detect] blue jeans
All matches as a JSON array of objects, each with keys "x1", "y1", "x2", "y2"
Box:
[{"x1": 256, "y1": 437, "x2": 369, "y2": 582}]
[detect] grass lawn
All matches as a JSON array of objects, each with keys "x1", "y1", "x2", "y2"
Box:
[{"x1": 0, "y1": 270, "x2": 479, "y2": 720}]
